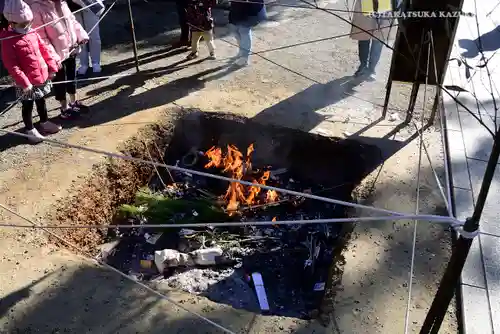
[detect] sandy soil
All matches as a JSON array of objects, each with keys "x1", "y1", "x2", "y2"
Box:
[{"x1": 0, "y1": 1, "x2": 457, "y2": 333}]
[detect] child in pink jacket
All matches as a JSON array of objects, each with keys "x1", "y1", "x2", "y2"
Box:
[
  {"x1": 25, "y1": 0, "x2": 89, "y2": 118},
  {"x1": 1, "y1": 0, "x2": 62, "y2": 143}
]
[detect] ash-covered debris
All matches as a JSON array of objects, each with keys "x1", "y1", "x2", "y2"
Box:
[{"x1": 101, "y1": 144, "x2": 349, "y2": 319}]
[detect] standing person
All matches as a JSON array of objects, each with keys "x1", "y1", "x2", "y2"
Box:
[
  {"x1": 25, "y1": 0, "x2": 89, "y2": 119},
  {"x1": 185, "y1": 0, "x2": 216, "y2": 60},
  {"x1": 228, "y1": 0, "x2": 267, "y2": 67},
  {"x1": 0, "y1": 0, "x2": 7, "y2": 29},
  {"x1": 67, "y1": 0, "x2": 105, "y2": 75},
  {"x1": 1, "y1": 0, "x2": 62, "y2": 143},
  {"x1": 173, "y1": 0, "x2": 190, "y2": 48},
  {"x1": 349, "y1": 0, "x2": 395, "y2": 77}
]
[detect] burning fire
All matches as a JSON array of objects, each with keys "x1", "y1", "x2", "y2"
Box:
[{"x1": 204, "y1": 143, "x2": 278, "y2": 214}]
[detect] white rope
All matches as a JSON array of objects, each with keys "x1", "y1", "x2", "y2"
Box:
[
  {"x1": 411, "y1": 121, "x2": 452, "y2": 216},
  {"x1": 0, "y1": 203, "x2": 236, "y2": 334},
  {"x1": 430, "y1": 36, "x2": 454, "y2": 218},
  {"x1": 454, "y1": 227, "x2": 479, "y2": 239},
  {"x1": 0, "y1": 73, "x2": 130, "y2": 88},
  {"x1": 0, "y1": 213, "x2": 463, "y2": 230},
  {"x1": 404, "y1": 32, "x2": 432, "y2": 334},
  {"x1": 87, "y1": 1, "x2": 116, "y2": 36},
  {"x1": 0, "y1": 128, "x2": 458, "y2": 221},
  {"x1": 0, "y1": 2, "x2": 101, "y2": 42}
]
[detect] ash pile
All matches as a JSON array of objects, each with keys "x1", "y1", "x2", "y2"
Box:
[{"x1": 100, "y1": 143, "x2": 347, "y2": 319}]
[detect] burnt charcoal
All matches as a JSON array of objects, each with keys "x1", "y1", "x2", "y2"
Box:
[
  {"x1": 106, "y1": 112, "x2": 383, "y2": 319},
  {"x1": 242, "y1": 247, "x2": 311, "y2": 318}
]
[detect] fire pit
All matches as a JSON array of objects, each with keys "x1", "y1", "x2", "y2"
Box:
[{"x1": 101, "y1": 112, "x2": 383, "y2": 319}]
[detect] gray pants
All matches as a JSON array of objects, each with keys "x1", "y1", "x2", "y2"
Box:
[{"x1": 75, "y1": 10, "x2": 101, "y2": 68}]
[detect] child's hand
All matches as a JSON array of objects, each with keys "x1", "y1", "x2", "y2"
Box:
[
  {"x1": 79, "y1": 38, "x2": 89, "y2": 45},
  {"x1": 23, "y1": 84, "x2": 33, "y2": 93}
]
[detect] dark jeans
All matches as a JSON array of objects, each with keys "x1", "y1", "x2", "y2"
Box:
[
  {"x1": 22, "y1": 98, "x2": 48, "y2": 130},
  {"x1": 53, "y1": 56, "x2": 77, "y2": 102},
  {"x1": 358, "y1": 39, "x2": 383, "y2": 71},
  {"x1": 176, "y1": 1, "x2": 189, "y2": 42}
]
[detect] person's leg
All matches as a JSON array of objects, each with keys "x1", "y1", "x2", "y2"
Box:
[
  {"x1": 36, "y1": 97, "x2": 62, "y2": 134},
  {"x1": 187, "y1": 31, "x2": 202, "y2": 59},
  {"x1": 75, "y1": 12, "x2": 90, "y2": 74},
  {"x1": 175, "y1": 1, "x2": 190, "y2": 46},
  {"x1": 232, "y1": 24, "x2": 243, "y2": 57},
  {"x1": 53, "y1": 62, "x2": 69, "y2": 111},
  {"x1": 22, "y1": 99, "x2": 44, "y2": 142},
  {"x1": 21, "y1": 100, "x2": 35, "y2": 130},
  {"x1": 355, "y1": 40, "x2": 370, "y2": 76},
  {"x1": 65, "y1": 56, "x2": 77, "y2": 104},
  {"x1": 368, "y1": 38, "x2": 383, "y2": 72},
  {"x1": 85, "y1": 11, "x2": 102, "y2": 72},
  {"x1": 358, "y1": 40, "x2": 370, "y2": 67},
  {"x1": 235, "y1": 25, "x2": 252, "y2": 65},
  {"x1": 35, "y1": 98, "x2": 48, "y2": 123},
  {"x1": 63, "y1": 56, "x2": 88, "y2": 112},
  {"x1": 204, "y1": 29, "x2": 216, "y2": 58}
]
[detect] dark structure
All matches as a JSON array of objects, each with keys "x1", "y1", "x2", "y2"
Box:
[
  {"x1": 383, "y1": 1, "x2": 500, "y2": 333},
  {"x1": 383, "y1": 0, "x2": 465, "y2": 123}
]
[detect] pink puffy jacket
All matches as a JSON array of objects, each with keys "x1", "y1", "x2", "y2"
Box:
[
  {"x1": 24, "y1": 0, "x2": 89, "y2": 61},
  {"x1": 0, "y1": 29, "x2": 60, "y2": 89}
]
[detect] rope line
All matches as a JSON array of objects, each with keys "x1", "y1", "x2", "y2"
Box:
[
  {"x1": 411, "y1": 121, "x2": 453, "y2": 216},
  {"x1": 0, "y1": 203, "x2": 236, "y2": 334},
  {"x1": 430, "y1": 35, "x2": 454, "y2": 217},
  {"x1": 0, "y1": 214, "x2": 463, "y2": 230},
  {"x1": 0, "y1": 126, "x2": 463, "y2": 222},
  {"x1": 404, "y1": 30, "x2": 432, "y2": 334},
  {"x1": 0, "y1": 2, "x2": 101, "y2": 42},
  {"x1": 0, "y1": 26, "x2": 395, "y2": 89}
]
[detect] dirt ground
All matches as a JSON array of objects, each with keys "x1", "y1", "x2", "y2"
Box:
[{"x1": 0, "y1": 1, "x2": 457, "y2": 333}]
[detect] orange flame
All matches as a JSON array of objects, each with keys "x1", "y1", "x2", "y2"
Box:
[
  {"x1": 204, "y1": 146, "x2": 222, "y2": 168},
  {"x1": 203, "y1": 143, "x2": 280, "y2": 214},
  {"x1": 266, "y1": 190, "x2": 279, "y2": 203}
]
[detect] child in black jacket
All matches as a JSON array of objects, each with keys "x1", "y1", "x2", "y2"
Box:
[{"x1": 185, "y1": 0, "x2": 216, "y2": 60}]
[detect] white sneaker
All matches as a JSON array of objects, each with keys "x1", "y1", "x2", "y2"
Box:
[
  {"x1": 235, "y1": 57, "x2": 249, "y2": 67},
  {"x1": 77, "y1": 66, "x2": 88, "y2": 75},
  {"x1": 27, "y1": 128, "x2": 45, "y2": 144},
  {"x1": 92, "y1": 64, "x2": 102, "y2": 73}
]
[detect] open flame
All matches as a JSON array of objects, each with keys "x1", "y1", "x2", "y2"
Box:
[{"x1": 204, "y1": 143, "x2": 279, "y2": 214}]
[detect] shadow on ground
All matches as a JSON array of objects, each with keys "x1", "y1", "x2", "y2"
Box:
[
  {"x1": 459, "y1": 25, "x2": 500, "y2": 58},
  {"x1": 0, "y1": 60, "x2": 242, "y2": 151},
  {"x1": 0, "y1": 264, "x2": 255, "y2": 333},
  {"x1": 0, "y1": 157, "x2": 458, "y2": 333},
  {"x1": 252, "y1": 75, "x2": 368, "y2": 132}
]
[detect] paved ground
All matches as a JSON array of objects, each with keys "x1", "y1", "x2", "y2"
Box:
[
  {"x1": 0, "y1": 0, "x2": 457, "y2": 332},
  {"x1": 443, "y1": 0, "x2": 500, "y2": 333}
]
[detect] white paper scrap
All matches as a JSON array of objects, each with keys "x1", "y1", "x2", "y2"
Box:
[{"x1": 252, "y1": 272, "x2": 270, "y2": 311}]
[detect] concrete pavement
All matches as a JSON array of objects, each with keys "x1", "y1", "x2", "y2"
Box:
[{"x1": 443, "y1": 0, "x2": 500, "y2": 333}]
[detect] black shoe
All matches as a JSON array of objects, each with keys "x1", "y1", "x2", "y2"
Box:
[
  {"x1": 354, "y1": 65, "x2": 367, "y2": 77},
  {"x1": 186, "y1": 52, "x2": 199, "y2": 60}
]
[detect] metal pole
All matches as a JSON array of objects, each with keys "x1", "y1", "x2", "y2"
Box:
[
  {"x1": 127, "y1": 0, "x2": 140, "y2": 72},
  {"x1": 420, "y1": 131, "x2": 500, "y2": 334}
]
